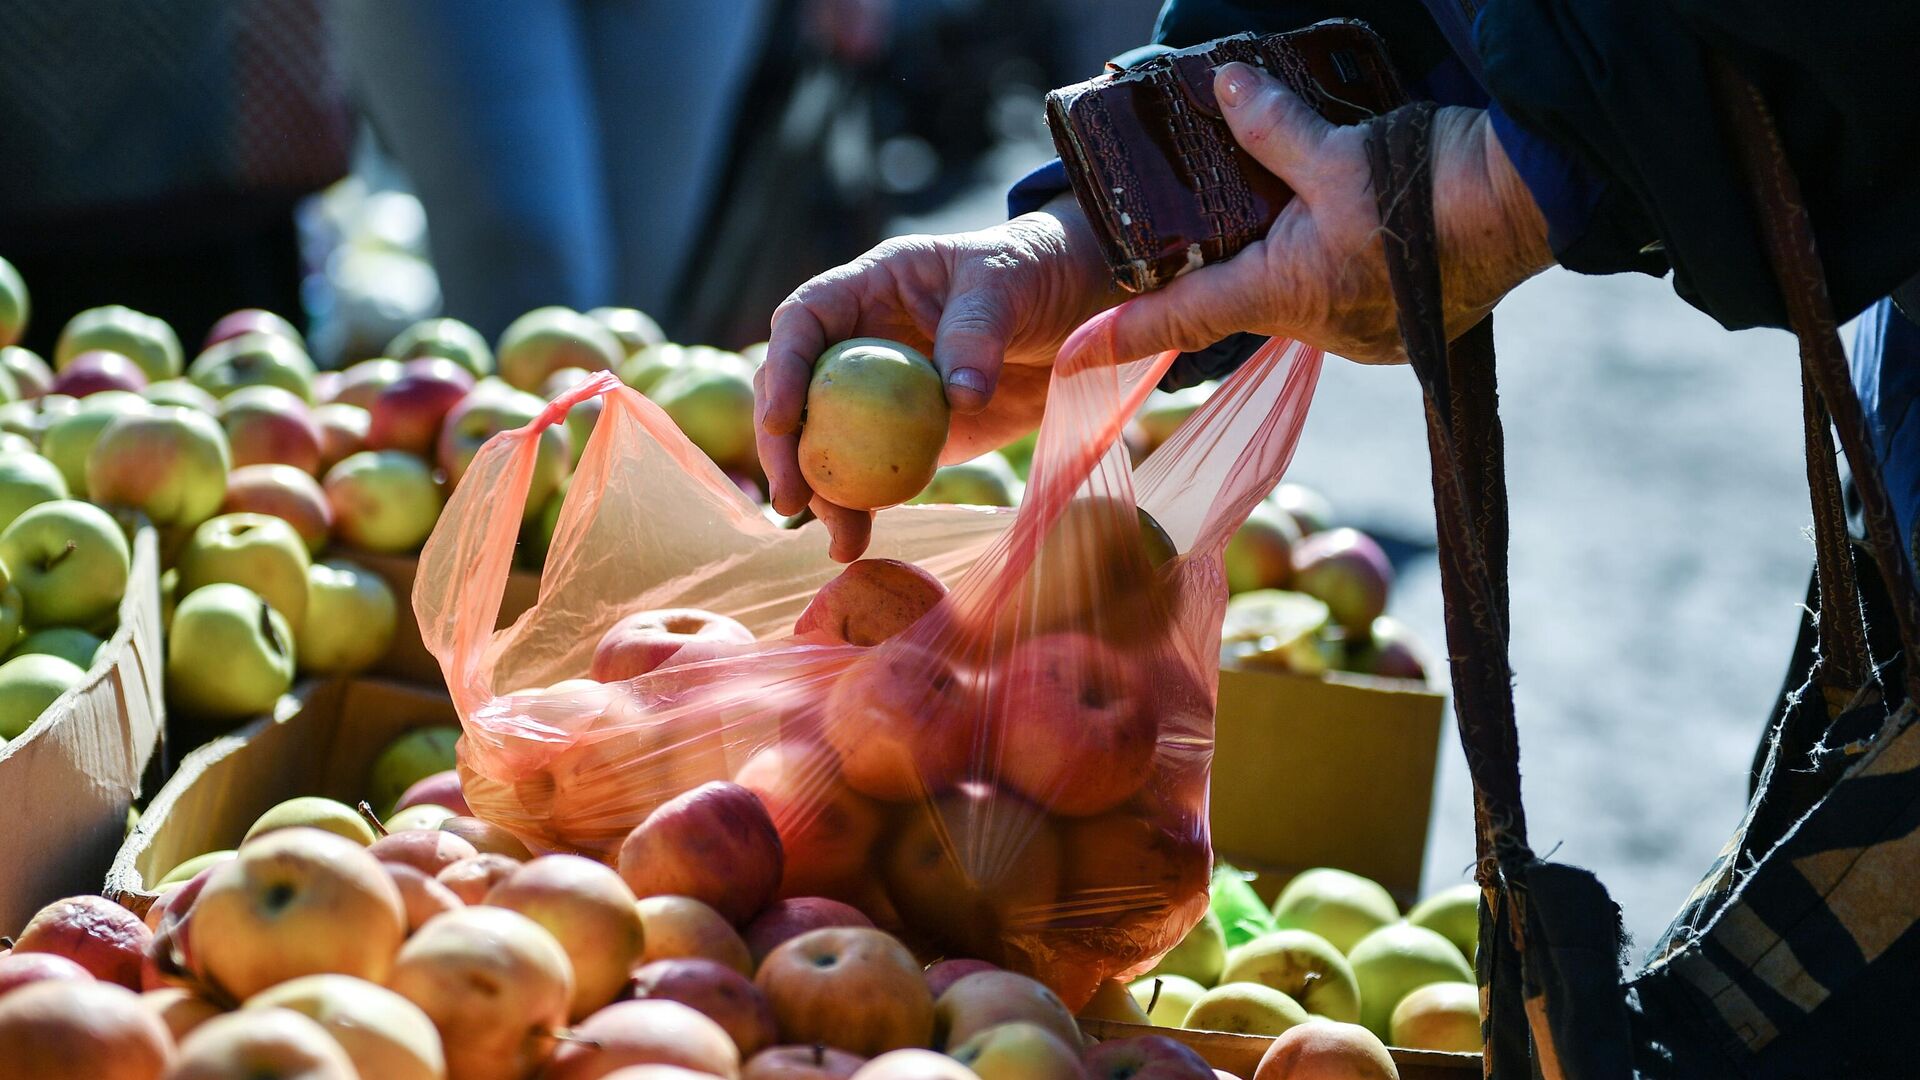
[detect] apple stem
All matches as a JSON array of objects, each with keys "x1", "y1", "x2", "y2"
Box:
[
  {"x1": 41, "y1": 539, "x2": 76, "y2": 572},
  {"x1": 357, "y1": 801, "x2": 390, "y2": 838},
  {"x1": 551, "y1": 1030, "x2": 601, "y2": 1048},
  {"x1": 812, "y1": 1044, "x2": 827, "y2": 1067},
  {"x1": 1145, "y1": 978, "x2": 1162, "y2": 1016}
]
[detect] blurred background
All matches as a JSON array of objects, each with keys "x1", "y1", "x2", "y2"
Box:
[{"x1": 0, "y1": 0, "x2": 1815, "y2": 959}]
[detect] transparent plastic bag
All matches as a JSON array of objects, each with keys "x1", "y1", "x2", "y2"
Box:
[{"x1": 416, "y1": 314, "x2": 1323, "y2": 1006}]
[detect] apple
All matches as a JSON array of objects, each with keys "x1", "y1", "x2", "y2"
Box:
[
  {"x1": 1126, "y1": 975, "x2": 1204, "y2": 1027},
  {"x1": 323, "y1": 450, "x2": 444, "y2": 553},
  {"x1": 621, "y1": 342, "x2": 692, "y2": 395},
  {"x1": 396, "y1": 769, "x2": 470, "y2": 815},
  {"x1": 497, "y1": 306, "x2": 622, "y2": 391},
  {"x1": 617, "y1": 781, "x2": 784, "y2": 924},
  {"x1": 436, "y1": 853, "x2": 523, "y2": 904},
  {"x1": 0, "y1": 577, "x2": 21, "y2": 653},
  {"x1": 158, "y1": 850, "x2": 237, "y2": 887},
  {"x1": 221, "y1": 464, "x2": 331, "y2": 554},
  {"x1": 39, "y1": 390, "x2": 148, "y2": 492},
  {"x1": 797, "y1": 339, "x2": 947, "y2": 510},
  {"x1": 205, "y1": 308, "x2": 302, "y2": 351},
  {"x1": 950, "y1": 1022, "x2": 1084, "y2": 1080},
  {"x1": 439, "y1": 815, "x2": 535, "y2": 860},
  {"x1": 972, "y1": 498, "x2": 1174, "y2": 647},
  {"x1": 850, "y1": 1050, "x2": 975, "y2": 1080},
  {"x1": 1143, "y1": 910, "x2": 1225, "y2": 987},
  {"x1": 176, "y1": 512, "x2": 311, "y2": 626},
  {"x1": 821, "y1": 643, "x2": 978, "y2": 800},
  {"x1": 1270, "y1": 869, "x2": 1399, "y2": 955},
  {"x1": 330, "y1": 358, "x2": 404, "y2": 410},
  {"x1": 166, "y1": 584, "x2": 294, "y2": 721},
  {"x1": 1407, "y1": 883, "x2": 1477, "y2": 964},
  {"x1": 732, "y1": 743, "x2": 885, "y2": 900},
  {"x1": 0, "y1": 952, "x2": 93, "y2": 998},
  {"x1": 0, "y1": 255, "x2": 24, "y2": 348},
  {"x1": 1082, "y1": 1036, "x2": 1215, "y2": 1080},
  {"x1": 243, "y1": 796, "x2": 377, "y2": 846},
  {"x1": 0, "y1": 499, "x2": 129, "y2": 627},
  {"x1": 0, "y1": 450, "x2": 65, "y2": 533},
  {"x1": 1220, "y1": 929, "x2": 1360, "y2": 1023},
  {"x1": 935, "y1": 970, "x2": 1078, "y2": 1052},
  {"x1": 436, "y1": 383, "x2": 569, "y2": 514},
  {"x1": 793, "y1": 559, "x2": 946, "y2": 646},
  {"x1": 187, "y1": 331, "x2": 315, "y2": 402},
  {"x1": 1269, "y1": 484, "x2": 1333, "y2": 537},
  {"x1": 170, "y1": 1007, "x2": 356, "y2": 1079},
  {"x1": 286, "y1": 557, "x2": 396, "y2": 676},
  {"x1": 1078, "y1": 979, "x2": 1152, "y2": 1025},
  {"x1": 637, "y1": 895, "x2": 756, "y2": 975},
  {"x1": 247, "y1": 974, "x2": 445, "y2": 1080},
  {"x1": 1182, "y1": 984, "x2": 1309, "y2": 1036},
  {"x1": 217, "y1": 386, "x2": 322, "y2": 474},
  {"x1": 910, "y1": 453, "x2": 1022, "y2": 507},
  {"x1": 631, "y1": 957, "x2": 779, "y2": 1056},
  {"x1": 1219, "y1": 590, "x2": 1335, "y2": 676},
  {"x1": 387, "y1": 906, "x2": 571, "y2": 1080},
  {"x1": 368, "y1": 828, "x2": 477, "y2": 875},
  {"x1": 1251, "y1": 1021, "x2": 1395, "y2": 1080},
  {"x1": 1133, "y1": 386, "x2": 1210, "y2": 454},
  {"x1": 757, "y1": 927, "x2": 934, "y2": 1056},
  {"x1": 1290, "y1": 529, "x2": 1392, "y2": 634},
  {"x1": 140, "y1": 987, "x2": 222, "y2": 1042},
  {"x1": 1347, "y1": 923, "x2": 1473, "y2": 1039},
  {"x1": 1388, "y1": 980, "x2": 1479, "y2": 1052},
  {"x1": 366, "y1": 357, "x2": 475, "y2": 455},
  {"x1": 143, "y1": 378, "x2": 221, "y2": 412},
  {"x1": 12, "y1": 895, "x2": 151, "y2": 989},
  {"x1": 56, "y1": 305, "x2": 182, "y2": 382},
  {"x1": 0, "y1": 654, "x2": 85, "y2": 739},
  {"x1": 51, "y1": 350, "x2": 147, "y2": 397},
  {"x1": 745, "y1": 1045, "x2": 867, "y2": 1080},
  {"x1": 368, "y1": 725, "x2": 460, "y2": 814},
  {"x1": 484, "y1": 854, "x2": 645, "y2": 1019},
  {"x1": 883, "y1": 785, "x2": 1060, "y2": 964},
  {"x1": 388, "y1": 804, "x2": 456, "y2": 831},
  {"x1": 991, "y1": 633, "x2": 1155, "y2": 816},
  {"x1": 1346, "y1": 616, "x2": 1429, "y2": 682},
  {"x1": 86, "y1": 407, "x2": 232, "y2": 530},
  {"x1": 744, "y1": 898, "x2": 874, "y2": 966},
  {"x1": 0, "y1": 981, "x2": 174, "y2": 1080},
  {"x1": 0, "y1": 345, "x2": 53, "y2": 398},
  {"x1": 544, "y1": 998, "x2": 741, "y2": 1080},
  {"x1": 652, "y1": 357, "x2": 758, "y2": 470},
  {"x1": 590, "y1": 306, "x2": 667, "y2": 354},
  {"x1": 1223, "y1": 503, "x2": 1300, "y2": 595},
  {"x1": 312, "y1": 403, "x2": 369, "y2": 473},
  {"x1": 387, "y1": 317, "x2": 494, "y2": 378},
  {"x1": 925, "y1": 959, "x2": 997, "y2": 1000},
  {"x1": 384, "y1": 862, "x2": 463, "y2": 932}
]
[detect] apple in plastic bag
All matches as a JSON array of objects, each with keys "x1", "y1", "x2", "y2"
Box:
[
  {"x1": 1055, "y1": 809, "x2": 1208, "y2": 932},
  {"x1": 591, "y1": 608, "x2": 757, "y2": 681},
  {"x1": 822, "y1": 643, "x2": 979, "y2": 801},
  {"x1": 972, "y1": 498, "x2": 1176, "y2": 647},
  {"x1": 882, "y1": 783, "x2": 1061, "y2": 965},
  {"x1": 733, "y1": 742, "x2": 886, "y2": 900},
  {"x1": 539, "y1": 691, "x2": 734, "y2": 855},
  {"x1": 991, "y1": 633, "x2": 1156, "y2": 816},
  {"x1": 794, "y1": 558, "x2": 946, "y2": 646}
]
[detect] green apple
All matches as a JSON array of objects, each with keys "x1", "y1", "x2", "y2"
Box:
[
  {"x1": 619, "y1": 341, "x2": 687, "y2": 394},
  {"x1": 176, "y1": 513, "x2": 313, "y2": 627},
  {"x1": 385, "y1": 804, "x2": 455, "y2": 831},
  {"x1": 0, "y1": 402, "x2": 38, "y2": 443},
  {"x1": 1224, "y1": 502, "x2": 1301, "y2": 594},
  {"x1": 949, "y1": 1021, "x2": 1083, "y2": 1080},
  {"x1": 387, "y1": 317, "x2": 494, "y2": 378},
  {"x1": 651, "y1": 354, "x2": 756, "y2": 470},
  {"x1": 0, "y1": 499, "x2": 130, "y2": 627},
  {"x1": 39, "y1": 390, "x2": 149, "y2": 492},
  {"x1": 187, "y1": 330, "x2": 316, "y2": 402},
  {"x1": 0, "y1": 450, "x2": 67, "y2": 533},
  {"x1": 588, "y1": 306, "x2": 665, "y2": 355},
  {"x1": 1408, "y1": 884, "x2": 1478, "y2": 966},
  {"x1": 86, "y1": 407, "x2": 232, "y2": 530},
  {"x1": 1389, "y1": 981, "x2": 1480, "y2": 1053},
  {"x1": 1271, "y1": 483, "x2": 1334, "y2": 536},
  {"x1": 298, "y1": 558, "x2": 398, "y2": 676},
  {"x1": 143, "y1": 378, "x2": 221, "y2": 413},
  {"x1": 1128, "y1": 975, "x2": 1205, "y2": 1027},
  {"x1": 1144, "y1": 908, "x2": 1226, "y2": 986},
  {"x1": 8, "y1": 627, "x2": 105, "y2": 669},
  {"x1": 0, "y1": 254, "x2": 26, "y2": 348},
  {"x1": 0, "y1": 653, "x2": 85, "y2": 737},
  {"x1": 1221, "y1": 928, "x2": 1361, "y2": 1023},
  {"x1": 910, "y1": 453, "x2": 1022, "y2": 507},
  {"x1": 0, "y1": 362, "x2": 18, "y2": 404},
  {"x1": 159, "y1": 849, "x2": 238, "y2": 886},
  {"x1": 1182, "y1": 982, "x2": 1310, "y2": 1036},
  {"x1": 55, "y1": 305, "x2": 182, "y2": 382},
  {"x1": 1220, "y1": 590, "x2": 1336, "y2": 676},
  {"x1": 0, "y1": 582, "x2": 20, "y2": 649},
  {"x1": 1348, "y1": 923, "x2": 1474, "y2": 1039},
  {"x1": 160, "y1": 567, "x2": 179, "y2": 632},
  {"x1": 322, "y1": 450, "x2": 444, "y2": 554},
  {"x1": 1134, "y1": 384, "x2": 1211, "y2": 454},
  {"x1": 368, "y1": 725, "x2": 461, "y2": 816},
  {"x1": 435, "y1": 382, "x2": 568, "y2": 517},
  {"x1": 244, "y1": 795, "x2": 377, "y2": 846},
  {"x1": 1, "y1": 346, "x2": 54, "y2": 399},
  {"x1": 166, "y1": 582, "x2": 295, "y2": 722},
  {"x1": 496, "y1": 306, "x2": 621, "y2": 391},
  {"x1": 1270, "y1": 868, "x2": 1400, "y2": 955}
]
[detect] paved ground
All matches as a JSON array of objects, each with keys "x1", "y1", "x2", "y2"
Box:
[{"x1": 900, "y1": 127, "x2": 1817, "y2": 961}]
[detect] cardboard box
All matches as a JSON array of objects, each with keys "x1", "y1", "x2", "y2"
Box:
[
  {"x1": 1079, "y1": 1020, "x2": 1478, "y2": 1078},
  {"x1": 0, "y1": 523, "x2": 166, "y2": 934},
  {"x1": 354, "y1": 551, "x2": 542, "y2": 687},
  {"x1": 1209, "y1": 665, "x2": 1448, "y2": 907},
  {"x1": 105, "y1": 678, "x2": 455, "y2": 916}
]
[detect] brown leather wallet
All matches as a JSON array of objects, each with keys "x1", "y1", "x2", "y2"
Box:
[{"x1": 1045, "y1": 21, "x2": 1408, "y2": 293}]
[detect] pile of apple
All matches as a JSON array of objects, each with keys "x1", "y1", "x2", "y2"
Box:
[{"x1": 1123, "y1": 866, "x2": 1479, "y2": 1056}]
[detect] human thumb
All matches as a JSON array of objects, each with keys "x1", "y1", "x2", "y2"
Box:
[{"x1": 1214, "y1": 61, "x2": 1332, "y2": 187}]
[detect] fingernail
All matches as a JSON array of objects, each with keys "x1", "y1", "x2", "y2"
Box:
[
  {"x1": 1218, "y1": 62, "x2": 1256, "y2": 107},
  {"x1": 948, "y1": 366, "x2": 989, "y2": 399}
]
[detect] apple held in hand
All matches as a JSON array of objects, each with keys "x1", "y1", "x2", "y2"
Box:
[
  {"x1": 617, "y1": 781, "x2": 785, "y2": 925},
  {"x1": 50, "y1": 350, "x2": 147, "y2": 398},
  {"x1": 991, "y1": 633, "x2": 1156, "y2": 817},
  {"x1": 86, "y1": 407, "x2": 232, "y2": 530},
  {"x1": 794, "y1": 559, "x2": 946, "y2": 646},
  {"x1": 0, "y1": 498, "x2": 130, "y2": 628},
  {"x1": 219, "y1": 385, "x2": 323, "y2": 473},
  {"x1": 55, "y1": 305, "x2": 183, "y2": 382},
  {"x1": 166, "y1": 583, "x2": 295, "y2": 721},
  {"x1": 366, "y1": 357, "x2": 475, "y2": 456},
  {"x1": 298, "y1": 558, "x2": 398, "y2": 676},
  {"x1": 497, "y1": 305, "x2": 622, "y2": 391},
  {"x1": 175, "y1": 512, "x2": 312, "y2": 627},
  {"x1": 591, "y1": 608, "x2": 756, "y2": 681},
  {"x1": 323, "y1": 450, "x2": 443, "y2": 554},
  {"x1": 798, "y1": 339, "x2": 948, "y2": 511},
  {"x1": 822, "y1": 643, "x2": 978, "y2": 800},
  {"x1": 387, "y1": 316, "x2": 494, "y2": 378}
]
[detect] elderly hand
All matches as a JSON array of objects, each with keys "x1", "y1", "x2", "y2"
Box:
[
  {"x1": 1077, "y1": 61, "x2": 1554, "y2": 368},
  {"x1": 755, "y1": 197, "x2": 1114, "y2": 561}
]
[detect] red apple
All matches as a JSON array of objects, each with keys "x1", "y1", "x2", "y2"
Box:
[
  {"x1": 756, "y1": 928, "x2": 934, "y2": 1057},
  {"x1": 732, "y1": 742, "x2": 885, "y2": 900},
  {"x1": 218, "y1": 385, "x2": 322, "y2": 473},
  {"x1": 745, "y1": 1045, "x2": 867, "y2": 1080},
  {"x1": 883, "y1": 785, "x2": 1060, "y2": 966},
  {"x1": 383, "y1": 862, "x2": 464, "y2": 933},
  {"x1": 85, "y1": 407, "x2": 231, "y2": 530},
  {"x1": 367, "y1": 829, "x2": 478, "y2": 876},
  {"x1": 365, "y1": 357, "x2": 474, "y2": 456},
  {"x1": 313, "y1": 403, "x2": 369, "y2": 473},
  {"x1": 1082, "y1": 1036, "x2": 1215, "y2": 1080},
  {"x1": 12, "y1": 895, "x2": 151, "y2": 990},
  {"x1": 991, "y1": 634, "x2": 1156, "y2": 817},
  {"x1": 330, "y1": 358, "x2": 403, "y2": 410},
  {"x1": 0, "y1": 953, "x2": 93, "y2": 999},
  {"x1": 1290, "y1": 528, "x2": 1392, "y2": 634},
  {"x1": 743, "y1": 898, "x2": 873, "y2": 966},
  {"x1": 438, "y1": 815, "x2": 534, "y2": 860},
  {"x1": 591, "y1": 609, "x2": 757, "y2": 682},
  {"x1": 1346, "y1": 616, "x2": 1427, "y2": 681},
  {"x1": 794, "y1": 560, "x2": 946, "y2": 646},
  {"x1": 1251, "y1": 1022, "x2": 1395, "y2": 1080},
  {"x1": 434, "y1": 852, "x2": 521, "y2": 904},
  {"x1": 0, "y1": 980, "x2": 175, "y2": 1080},
  {"x1": 395, "y1": 769, "x2": 471, "y2": 815},
  {"x1": 51, "y1": 350, "x2": 147, "y2": 397},
  {"x1": 205, "y1": 308, "x2": 302, "y2": 351},
  {"x1": 543, "y1": 999, "x2": 741, "y2": 1080},
  {"x1": 924, "y1": 959, "x2": 998, "y2": 1000},
  {"x1": 220, "y1": 463, "x2": 332, "y2": 554},
  {"x1": 821, "y1": 644, "x2": 978, "y2": 801},
  {"x1": 617, "y1": 781, "x2": 784, "y2": 925},
  {"x1": 631, "y1": 958, "x2": 779, "y2": 1057}
]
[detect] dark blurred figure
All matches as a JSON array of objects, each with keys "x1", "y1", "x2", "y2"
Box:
[{"x1": 0, "y1": 0, "x2": 351, "y2": 352}]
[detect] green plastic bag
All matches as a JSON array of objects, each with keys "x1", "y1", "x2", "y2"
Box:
[{"x1": 1211, "y1": 862, "x2": 1276, "y2": 947}]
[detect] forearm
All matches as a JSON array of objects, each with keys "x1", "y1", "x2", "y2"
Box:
[{"x1": 1433, "y1": 107, "x2": 1554, "y2": 332}]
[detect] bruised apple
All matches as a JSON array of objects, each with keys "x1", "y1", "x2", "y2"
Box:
[
  {"x1": 992, "y1": 634, "x2": 1156, "y2": 816},
  {"x1": 883, "y1": 785, "x2": 1060, "y2": 965},
  {"x1": 797, "y1": 340, "x2": 948, "y2": 510},
  {"x1": 794, "y1": 559, "x2": 946, "y2": 646},
  {"x1": 13, "y1": 895, "x2": 151, "y2": 990},
  {"x1": 756, "y1": 928, "x2": 933, "y2": 1057},
  {"x1": 617, "y1": 781, "x2": 784, "y2": 924},
  {"x1": 732, "y1": 742, "x2": 885, "y2": 899},
  {"x1": 743, "y1": 898, "x2": 873, "y2": 966},
  {"x1": 591, "y1": 608, "x2": 756, "y2": 681},
  {"x1": 821, "y1": 644, "x2": 978, "y2": 801}
]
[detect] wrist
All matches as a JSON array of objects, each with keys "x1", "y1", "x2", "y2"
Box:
[
  {"x1": 1433, "y1": 107, "x2": 1554, "y2": 319},
  {"x1": 1013, "y1": 193, "x2": 1121, "y2": 316}
]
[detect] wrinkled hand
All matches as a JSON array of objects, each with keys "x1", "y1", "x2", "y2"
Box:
[
  {"x1": 756, "y1": 198, "x2": 1113, "y2": 561},
  {"x1": 1077, "y1": 62, "x2": 1554, "y2": 368}
]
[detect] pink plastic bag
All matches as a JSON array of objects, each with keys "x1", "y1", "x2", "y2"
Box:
[{"x1": 416, "y1": 313, "x2": 1322, "y2": 1006}]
